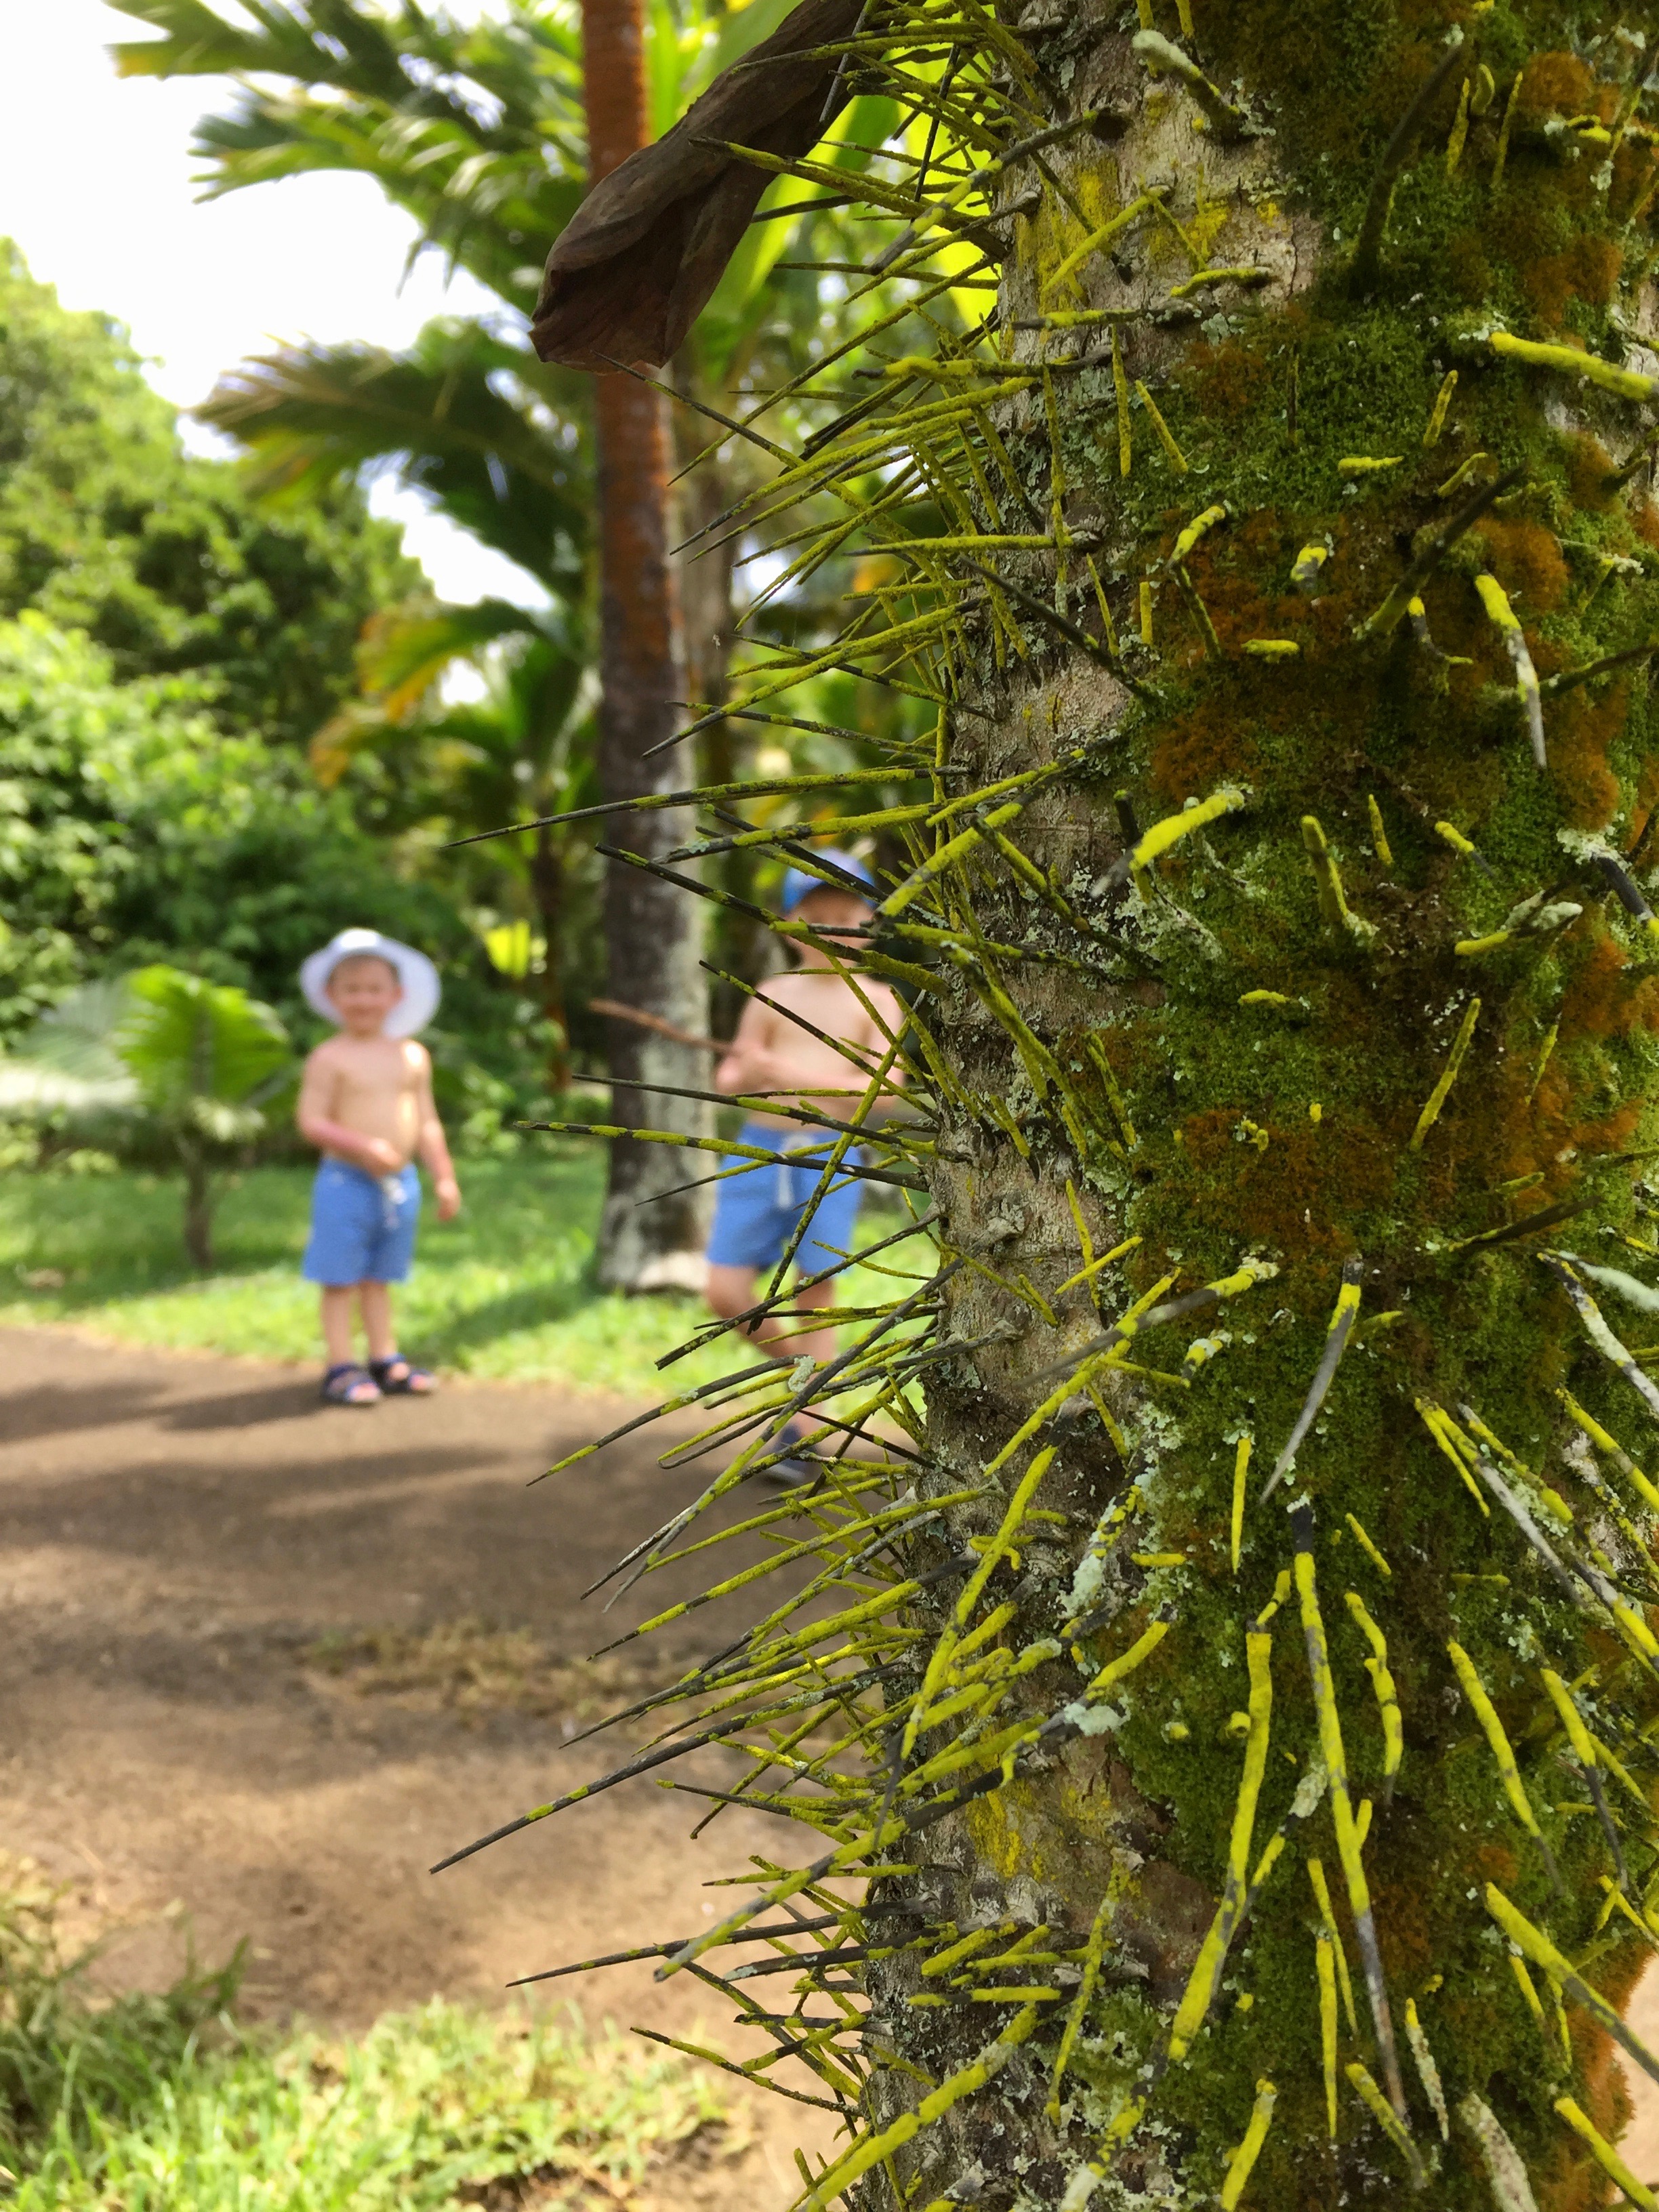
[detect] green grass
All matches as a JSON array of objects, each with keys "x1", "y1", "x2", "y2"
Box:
[
  {"x1": 0, "y1": 1860, "x2": 726, "y2": 2211},
  {"x1": 0, "y1": 1147, "x2": 928, "y2": 1397}
]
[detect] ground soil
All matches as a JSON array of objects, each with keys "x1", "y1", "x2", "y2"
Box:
[
  {"x1": 5, "y1": 1325, "x2": 1659, "y2": 2198},
  {"x1": 0, "y1": 1326, "x2": 843, "y2": 2209}
]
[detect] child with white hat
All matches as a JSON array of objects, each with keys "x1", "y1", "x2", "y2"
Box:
[{"x1": 295, "y1": 928, "x2": 461, "y2": 1406}]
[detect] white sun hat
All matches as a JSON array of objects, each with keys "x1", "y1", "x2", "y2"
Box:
[{"x1": 299, "y1": 928, "x2": 441, "y2": 1039}]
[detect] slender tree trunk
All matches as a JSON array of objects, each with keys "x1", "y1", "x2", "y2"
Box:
[
  {"x1": 180, "y1": 1146, "x2": 214, "y2": 1271},
  {"x1": 531, "y1": 821, "x2": 571, "y2": 1091},
  {"x1": 670, "y1": 434, "x2": 766, "y2": 1036},
  {"x1": 581, "y1": 0, "x2": 712, "y2": 1290}
]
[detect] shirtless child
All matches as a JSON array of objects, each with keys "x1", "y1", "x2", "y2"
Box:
[
  {"x1": 707, "y1": 853, "x2": 902, "y2": 1481},
  {"x1": 295, "y1": 929, "x2": 461, "y2": 1407}
]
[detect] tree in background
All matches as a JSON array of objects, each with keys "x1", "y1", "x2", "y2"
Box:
[
  {"x1": 474, "y1": 4, "x2": 1659, "y2": 2207},
  {"x1": 0, "y1": 615, "x2": 520, "y2": 1113},
  {"x1": 0, "y1": 241, "x2": 416, "y2": 747},
  {"x1": 561, "y1": 0, "x2": 704, "y2": 1288},
  {"x1": 199, "y1": 320, "x2": 598, "y2": 1082},
  {"x1": 110, "y1": 0, "x2": 923, "y2": 1287}
]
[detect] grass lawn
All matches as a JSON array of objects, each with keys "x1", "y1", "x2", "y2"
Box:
[
  {"x1": 0, "y1": 1143, "x2": 930, "y2": 1398},
  {"x1": 1, "y1": 1859, "x2": 727, "y2": 2211}
]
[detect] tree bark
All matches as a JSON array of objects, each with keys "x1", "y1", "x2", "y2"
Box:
[
  {"x1": 537, "y1": 1, "x2": 1659, "y2": 2201},
  {"x1": 530, "y1": 821, "x2": 571, "y2": 1092},
  {"x1": 581, "y1": 0, "x2": 712, "y2": 1290},
  {"x1": 180, "y1": 1145, "x2": 214, "y2": 1271},
  {"x1": 843, "y1": 10, "x2": 1659, "y2": 2205}
]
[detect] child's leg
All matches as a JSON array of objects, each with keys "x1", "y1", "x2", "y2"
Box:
[
  {"x1": 320, "y1": 1284, "x2": 360, "y2": 1366},
  {"x1": 360, "y1": 1279, "x2": 396, "y2": 1363},
  {"x1": 361, "y1": 1279, "x2": 438, "y2": 1393},
  {"x1": 709, "y1": 1265, "x2": 840, "y2": 1357}
]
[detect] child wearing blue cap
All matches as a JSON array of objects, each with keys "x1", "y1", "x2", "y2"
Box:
[{"x1": 706, "y1": 852, "x2": 902, "y2": 1482}]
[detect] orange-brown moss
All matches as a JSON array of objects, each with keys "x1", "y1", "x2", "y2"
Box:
[
  {"x1": 1523, "y1": 236, "x2": 1624, "y2": 329},
  {"x1": 1549, "y1": 680, "x2": 1627, "y2": 829},
  {"x1": 1186, "y1": 337, "x2": 1261, "y2": 423},
  {"x1": 1559, "y1": 933, "x2": 1656, "y2": 1044},
  {"x1": 1149, "y1": 695, "x2": 1265, "y2": 802},
  {"x1": 1171, "y1": 1107, "x2": 1391, "y2": 1256},
  {"x1": 1567, "y1": 434, "x2": 1616, "y2": 512},
  {"x1": 1475, "y1": 518, "x2": 1572, "y2": 614},
  {"x1": 1368, "y1": 1874, "x2": 1435, "y2": 1986},
  {"x1": 1518, "y1": 55, "x2": 1594, "y2": 116}
]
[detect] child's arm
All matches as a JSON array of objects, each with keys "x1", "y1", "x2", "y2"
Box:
[
  {"x1": 714, "y1": 991, "x2": 796, "y2": 1101},
  {"x1": 412, "y1": 1047, "x2": 462, "y2": 1221},
  {"x1": 296, "y1": 1046, "x2": 402, "y2": 1174},
  {"x1": 865, "y1": 983, "x2": 907, "y2": 1080}
]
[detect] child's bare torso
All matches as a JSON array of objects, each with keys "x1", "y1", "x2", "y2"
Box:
[
  {"x1": 744, "y1": 970, "x2": 899, "y2": 1128},
  {"x1": 306, "y1": 1036, "x2": 427, "y2": 1166}
]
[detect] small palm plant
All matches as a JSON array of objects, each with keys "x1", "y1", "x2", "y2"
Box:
[{"x1": 12, "y1": 966, "x2": 292, "y2": 1268}]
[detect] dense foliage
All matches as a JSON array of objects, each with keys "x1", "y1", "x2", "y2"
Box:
[
  {"x1": 0, "y1": 247, "x2": 551, "y2": 1118},
  {"x1": 0, "y1": 240, "x2": 418, "y2": 748},
  {"x1": 0, "y1": 614, "x2": 539, "y2": 1147}
]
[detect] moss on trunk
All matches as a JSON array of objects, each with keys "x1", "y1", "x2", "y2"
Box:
[{"x1": 507, "y1": 3, "x2": 1659, "y2": 2204}]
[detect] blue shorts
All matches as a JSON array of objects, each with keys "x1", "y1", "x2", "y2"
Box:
[
  {"x1": 706, "y1": 1123, "x2": 865, "y2": 1275},
  {"x1": 302, "y1": 1160, "x2": 421, "y2": 1285}
]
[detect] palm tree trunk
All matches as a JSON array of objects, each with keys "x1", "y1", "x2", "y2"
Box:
[
  {"x1": 531, "y1": 821, "x2": 571, "y2": 1092},
  {"x1": 581, "y1": 0, "x2": 712, "y2": 1291}
]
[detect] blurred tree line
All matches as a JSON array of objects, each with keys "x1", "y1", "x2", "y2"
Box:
[
  {"x1": 6, "y1": 0, "x2": 960, "y2": 1214},
  {"x1": 0, "y1": 241, "x2": 541, "y2": 1132}
]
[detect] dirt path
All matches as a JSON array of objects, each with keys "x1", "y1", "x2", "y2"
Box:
[
  {"x1": 7, "y1": 1324, "x2": 1659, "y2": 2195},
  {"x1": 0, "y1": 1326, "x2": 840, "y2": 2207}
]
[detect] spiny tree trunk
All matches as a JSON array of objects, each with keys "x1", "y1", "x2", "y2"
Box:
[
  {"x1": 510, "y1": 3, "x2": 1659, "y2": 2205},
  {"x1": 848, "y1": 9, "x2": 1659, "y2": 2207},
  {"x1": 580, "y1": 0, "x2": 712, "y2": 1290}
]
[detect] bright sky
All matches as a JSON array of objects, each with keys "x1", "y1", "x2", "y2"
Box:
[{"x1": 1, "y1": 0, "x2": 542, "y2": 607}]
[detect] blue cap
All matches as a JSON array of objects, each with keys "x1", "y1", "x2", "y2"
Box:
[{"x1": 780, "y1": 848, "x2": 876, "y2": 916}]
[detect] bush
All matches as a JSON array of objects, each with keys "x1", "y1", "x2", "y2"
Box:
[{"x1": 0, "y1": 614, "x2": 539, "y2": 1111}]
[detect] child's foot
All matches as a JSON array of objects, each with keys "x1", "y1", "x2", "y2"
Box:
[
  {"x1": 764, "y1": 1420, "x2": 821, "y2": 1490},
  {"x1": 321, "y1": 1363, "x2": 381, "y2": 1407},
  {"x1": 369, "y1": 1354, "x2": 438, "y2": 1397}
]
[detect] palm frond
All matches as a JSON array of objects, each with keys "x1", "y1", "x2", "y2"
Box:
[{"x1": 199, "y1": 325, "x2": 590, "y2": 592}]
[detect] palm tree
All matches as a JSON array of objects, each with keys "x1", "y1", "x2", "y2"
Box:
[
  {"x1": 13, "y1": 966, "x2": 291, "y2": 1266},
  {"x1": 113, "y1": 0, "x2": 893, "y2": 1288},
  {"x1": 198, "y1": 319, "x2": 591, "y2": 600}
]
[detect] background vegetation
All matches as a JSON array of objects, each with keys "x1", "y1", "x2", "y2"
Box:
[{"x1": 0, "y1": 1147, "x2": 925, "y2": 1394}]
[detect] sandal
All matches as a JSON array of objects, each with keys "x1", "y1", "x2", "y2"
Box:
[
  {"x1": 764, "y1": 1420, "x2": 821, "y2": 1491},
  {"x1": 321, "y1": 1363, "x2": 381, "y2": 1407},
  {"x1": 369, "y1": 1353, "x2": 438, "y2": 1397}
]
